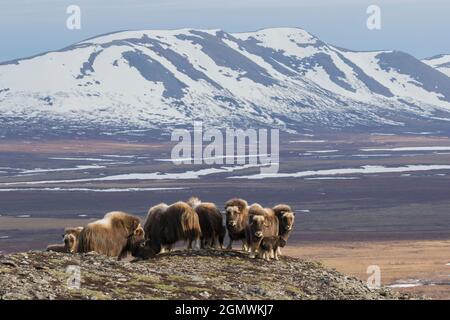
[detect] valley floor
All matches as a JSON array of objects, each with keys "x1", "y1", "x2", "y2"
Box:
[
  {"x1": 1, "y1": 131, "x2": 450, "y2": 299},
  {"x1": 286, "y1": 239, "x2": 450, "y2": 299}
]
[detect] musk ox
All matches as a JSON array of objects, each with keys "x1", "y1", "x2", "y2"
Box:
[
  {"x1": 76, "y1": 211, "x2": 145, "y2": 260},
  {"x1": 139, "y1": 201, "x2": 202, "y2": 257},
  {"x1": 187, "y1": 197, "x2": 225, "y2": 249},
  {"x1": 259, "y1": 236, "x2": 286, "y2": 261},
  {"x1": 46, "y1": 244, "x2": 67, "y2": 253},
  {"x1": 245, "y1": 204, "x2": 279, "y2": 258},
  {"x1": 46, "y1": 226, "x2": 83, "y2": 253},
  {"x1": 272, "y1": 204, "x2": 295, "y2": 254},
  {"x1": 224, "y1": 198, "x2": 249, "y2": 251}
]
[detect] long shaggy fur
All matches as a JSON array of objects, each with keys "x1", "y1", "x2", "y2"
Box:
[
  {"x1": 188, "y1": 197, "x2": 225, "y2": 249},
  {"x1": 272, "y1": 204, "x2": 295, "y2": 247},
  {"x1": 248, "y1": 203, "x2": 266, "y2": 217},
  {"x1": 77, "y1": 211, "x2": 144, "y2": 258},
  {"x1": 259, "y1": 236, "x2": 285, "y2": 261},
  {"x1": 245, "y1": 204, "x2": 279, "y2": 258},
  {"x1": 225, "y1": 198, "x2": 248, "y2": 211},
  {"x1": 140, "y1": 201, "x2": 201, "y2": 256},
  {"x1": 46, "y1": 226, "x2": 83, "y2": 253},
  {"x1": 224, "y1": 198, "x2": 250, "y2": 250}
]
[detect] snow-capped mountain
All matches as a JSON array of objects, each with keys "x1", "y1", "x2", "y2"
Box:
[
  {"x1": 1, "y1": 27, "x2": 450, "y2": 134},
  {"x1": 423, "y1": 54, "x2": 450, "y2": 77}
]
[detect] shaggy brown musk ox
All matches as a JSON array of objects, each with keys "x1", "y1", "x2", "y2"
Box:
[
  {"x1": 272, "y1": 204, "x2": 295, "y2": 254},
  {"x1": 224, "y1": 198, "x2": 250, "y2": 251},
  {"x1": 245, "y1": 204, "x2": 279, "y2": 259},
  {"x1": 187, "y1": 197, "x2": 226, "y2": 249},
  {"x1": 259, "y1": 236, "x2": 286, "y2": 261},
  {"x1": 76, "y1": 211, "x2": 145, "y2": 260},
  {"x1": 137, "y1": 201, "x2": 202, "y2": 257},
  {"x1": 46, "y1": 226, "x2": 83, "y2": 253}
]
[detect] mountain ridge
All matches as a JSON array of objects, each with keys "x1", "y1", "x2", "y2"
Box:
[{"x1": 1, "y1": 27, "x2": 450, "y2": 135}]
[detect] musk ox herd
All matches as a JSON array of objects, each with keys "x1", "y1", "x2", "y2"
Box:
[{"x1": 46, "y1": 197, "x2": 295, "y2": 262}]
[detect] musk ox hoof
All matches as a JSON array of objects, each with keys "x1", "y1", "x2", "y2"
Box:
[{"x1": 249, "y1": 253, "x2": 256, "y2": 259}]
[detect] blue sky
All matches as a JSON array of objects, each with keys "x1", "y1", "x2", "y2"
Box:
[{"x1": 0, "y1": 0, "x2": 449, "y2": 62}]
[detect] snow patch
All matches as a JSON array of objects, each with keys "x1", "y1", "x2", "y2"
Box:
[{"x1": 229, "y1": 165, "x2": 450, "y2": 179}]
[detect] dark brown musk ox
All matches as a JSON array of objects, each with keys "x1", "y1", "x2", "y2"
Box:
[
  {"x1": 245, "y1": 204, "x2": 279, "y2": 259},
  {"x1": 46, "y1": 227, "x2": 83, "y2": 253},
  {"x1": 224, "y1": 198, "x2": 249, "y2": 251},
  {"x1": 76, "y1": 211, "x2": 145, "y2": 260},
  {"x1": 258, "y1": 236, "x2": 286, "y2": 261},
  {"x1": 272, "y1": 204, "x2": 295, "y2": 254},
  {"x1": 259, "y1": 236, "x2": 286, "y2": 261},
  {"x1": 136, "y1": 201, "x2": 202, "y2": 258},
  {"x1": 46, "y1": 244, "x2": 67, "y2": 253},
  {"x1": 187, "y1": 197, "x2": 226, "y2": 249}
]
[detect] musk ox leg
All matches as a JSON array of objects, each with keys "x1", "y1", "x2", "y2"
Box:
[
  {"x1": 270, "y1": 249, "x2": 275, "y2": 259},
  {"x1": 274, "y1": 249, "x2": 279, "y2": 261},
  {"x1": 219, "y1": 234, "x2": 225, "y2": 250},
  {"x1": 227, "y1": 238, "x2": 233, "y2": 250},
  {"x1": 242, "y1": 241, "x2": 250, "y2": 252},
  {"x1": 187, "y1": 238, "x2": 201, "y2": 250},
  {"x1": 249, "y1": 245, "x2": 258, "y2": 259},
  {"x1": 195, "y1": 238, "x2": 202, "y2": 250},
  {"x1": 118, "y1": 248, "x2": 129, "y2": 261},
  {"x1": 213, "y1": 236, "x2": 220, "y2": 249},
  {"x1": 277, "y1": 247, "x2": 282, "y2": 256},
  {"x1": 161, "y1": 244, "x2": 174, "y2": 253},
  {"x1": 202, "y1": 236, "x2": 213, "y2": 249},
  {"x1": 187, "y1": 241, "x2": 192, "y2": 250}
]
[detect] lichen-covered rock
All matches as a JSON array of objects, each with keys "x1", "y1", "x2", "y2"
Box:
[{"x1": 0, "y1": 250, "x2": 416, "y2": 300}]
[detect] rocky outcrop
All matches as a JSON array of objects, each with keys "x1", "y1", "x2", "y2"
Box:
[{"x1": 0, "y1": 250, "x2": 415, "y2": 300}]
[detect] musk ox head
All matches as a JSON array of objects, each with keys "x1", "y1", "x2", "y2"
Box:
[
  {"x1": 133, "y1": 245, "x2": 157, "y2": 259},
  {"x1": 250, "y1": 215, "x2": 266, "y2": 239},
  {"x1": 225, "y1": 199, "x2": 248, "y2": 230},
  {"x1": 280, "y1": 211, "x2": 295, "y2": 232},
  {"x1": 122, "y1": 224, "x2": 146, "y2": 259},
  {"x1": 225, "y1": 205, "x2": 241, "y2": 230},
  {"x1": 131, "y1": 239, "x2": 158, "y2": 259},
  {"x1": 128, "y1": 224, "x2": 145, "y2": 249},
  {"x1": 63, "y1": 227, "x2": 83, "y2": 253}
]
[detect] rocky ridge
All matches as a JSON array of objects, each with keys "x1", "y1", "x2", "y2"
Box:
[{"x1": 0, "y1": 250, "x2": 417, "y2": 300}]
